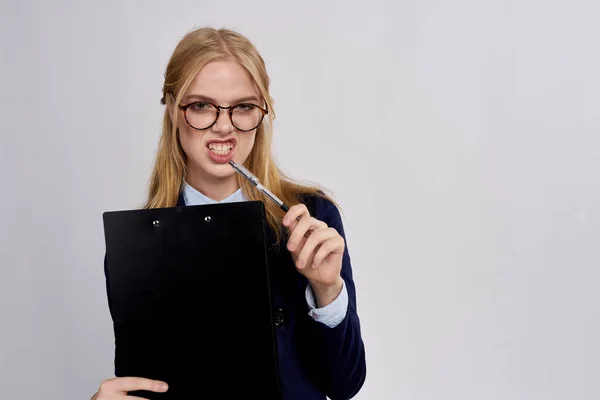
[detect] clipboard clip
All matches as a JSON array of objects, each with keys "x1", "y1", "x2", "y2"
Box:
[{"x1": 153, "y1": 216, "x2": 211, "y2": 226}]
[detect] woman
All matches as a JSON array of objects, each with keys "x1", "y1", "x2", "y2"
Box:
[{"x1": 92, "y1": 27, "x2": 366, "y2": 400}]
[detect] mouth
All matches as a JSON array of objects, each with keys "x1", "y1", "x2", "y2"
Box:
[
  {"x1": 206, "y1": 138, "x2": 236, "y2": 156},
  {"x1": 205, "y1": 138, "x2": 237, "y2": 163}
]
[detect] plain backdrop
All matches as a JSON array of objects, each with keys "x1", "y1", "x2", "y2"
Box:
[{"x1": 1, "y1": 0, "x2": 599, "y2": 399}]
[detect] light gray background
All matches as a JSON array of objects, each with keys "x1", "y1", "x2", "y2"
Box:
[{"x1": 1, "y1": 1, "x2": 599, "y2": 399}]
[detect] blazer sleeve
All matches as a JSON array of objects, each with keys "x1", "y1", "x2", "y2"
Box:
[
  {"x1": 103, "y1": 253, "x2": 113, "y2": 318},
  {"x1": 301, "y1": 195, "x2": 367, "y2": 399}
]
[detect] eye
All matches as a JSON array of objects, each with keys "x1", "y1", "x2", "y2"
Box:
[
  {"x1": 189, "y1": 102, "x2": 213, "y2": 112},
  {"x1": 235, "y1": 103, "x2": 256, "y2": 112}
]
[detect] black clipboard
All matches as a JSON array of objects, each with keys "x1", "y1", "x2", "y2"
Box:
[{"x1": 102, "y1": 200, "x2": 281, "y2": 399}]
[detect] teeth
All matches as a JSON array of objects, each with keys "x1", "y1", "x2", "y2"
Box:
[
  {"x1": 208, "y1": 141, "x2": 233, "y2": 156},
  {"x1": 208, "y1": 142, "x2": 233, "y2": 150},
  {"x1": 212, "y1": 149, "x2": 230, "y2": 155}
]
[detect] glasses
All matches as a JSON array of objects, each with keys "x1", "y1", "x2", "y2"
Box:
[{"x1": 178, "y1": 101, "x2": 268, "y2": 132}]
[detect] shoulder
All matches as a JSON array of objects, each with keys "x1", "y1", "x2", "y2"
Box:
[
  {"x1": 299, "y1": 191, "x2": 335, "y2": 213},
  {"x1": 299, "y1": 191, "x2": 344, "y2": 229}
]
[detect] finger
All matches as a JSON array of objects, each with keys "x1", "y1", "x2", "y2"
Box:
[
  {"x1": 288, "y1": 217, "x2": 327, "y2": 252},
  {"x1": 286, "y1": 215, "x2": 301, "y2": 232},
  {"x1": 113, "y1": 395, "x2": 149, "y2": 400},
  {"x1": 312, "y1": 231, "x2": 345, "y2": 268},
  {"x1": 303, "y1": 249, "x2": 317, "y2": 272},
  {"x1": 286, "y1": 214, "x2": 316, "y2": 236},
  {"x1": 105, "y1": 377, "x2": 168, "y2": 394},
  {"x1": 283, "y1": 204, "x2": 309, "y2": 227},
  {"x1": 290, "y1": 233, "x2": 308, "y2": 261},
  {"x1": 287, "y1": 216, "x2": 314, "y2": 250},
  {"x1": 295, "y1": 228, "x2": 337, "y2": 269}
]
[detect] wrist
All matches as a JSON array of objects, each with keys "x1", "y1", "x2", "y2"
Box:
[{"x1": 310, "y1": 277, "x2": 343, "y2": 308}]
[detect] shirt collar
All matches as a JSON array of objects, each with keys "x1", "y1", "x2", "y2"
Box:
[{"x1": 182, "y1": 181, "x2": 248, "y2": 206}]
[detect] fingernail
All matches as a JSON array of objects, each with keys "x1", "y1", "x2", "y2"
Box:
[
  {"x1": 287, "y1": 241, "x2": 295, "y2": 251},
  {"x1": 283, "y1": 217, "x2": 290, "y2": 226},
  {"x1": 297, "y1": 260, "x2": 304, "y2": 268},
  {"x1": 158, "y1": 382, "x2": 168, "y2": 391}
]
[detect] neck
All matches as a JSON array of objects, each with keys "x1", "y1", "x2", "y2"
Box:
[{"x1": 185, "y1": 169, "x2": 240, "y2": 202}]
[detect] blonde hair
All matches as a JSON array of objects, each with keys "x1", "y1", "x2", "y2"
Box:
[{"x1": 145, "y1": 27, "x2": 335, "y2": 244}]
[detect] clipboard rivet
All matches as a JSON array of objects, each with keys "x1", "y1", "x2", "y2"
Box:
[
  {"x1": 205, "y1": 216, "x2": 211, "y2": 222},
  {"x1": 153, "y1": 220, "x2": 160, "y2": 226}
]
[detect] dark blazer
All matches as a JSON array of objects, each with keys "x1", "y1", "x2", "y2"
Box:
[{"x1": 104, "y1": 192, "x2": 366, "y2": 400}]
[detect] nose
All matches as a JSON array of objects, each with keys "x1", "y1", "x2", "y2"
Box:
[{"x1": 212, "y1": 108, "x2": 234, "y2": 134}]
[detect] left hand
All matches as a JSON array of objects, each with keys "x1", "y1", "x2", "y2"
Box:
[{"x1": 283, "y1": 204, "x2": 344, "y2": 302}]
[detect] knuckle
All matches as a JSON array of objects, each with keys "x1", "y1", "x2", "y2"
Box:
[
  {"x1": 293, "y1": 204, "x2": 307, "y2": 213},
  {"x1": 306, "y1": 234, "x2": 319, "y2": 247},
  {"x1": 314, "y1": 222, "x2": 327, "y2": 230},
  {"x1": 130, "y1": 377, "x2": 142, "y2": 386},
  {"x1": 299, "y1": 206, "x2": 310, "y2": 217},
  {"x1": 314, "y1": 229, "x2": 327, "y2": 239},
  {"x1": 137, "y1": 377, "x2": 152, "y2": 389},
  {"x1": 98, "y1": 379, "x2": 112, "y2": 392},
  {"x1": 315, "y1": 232, "x2": 327, "y2": 244}
]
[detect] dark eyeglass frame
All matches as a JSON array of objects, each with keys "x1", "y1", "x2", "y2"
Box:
[{"x1": 178, "y1": 101, "x2": 268, "y2": 132}]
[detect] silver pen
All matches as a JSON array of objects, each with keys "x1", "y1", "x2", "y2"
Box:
[{"x1": 229, "y1": 160, "x2": 291, "y2": 212}]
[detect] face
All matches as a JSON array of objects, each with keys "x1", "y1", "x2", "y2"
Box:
[{"x1": 175, "y1": 59, "x2": 263, "y2": 185}]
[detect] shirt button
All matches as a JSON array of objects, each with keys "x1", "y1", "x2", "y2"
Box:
[{"x1": 275, "y1": 308, "x2": 285, "y2": 328}]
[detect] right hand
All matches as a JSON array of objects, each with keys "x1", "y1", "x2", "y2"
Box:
[{"x1": 91, "y1": 377, "x2": 168, "y2": 399}]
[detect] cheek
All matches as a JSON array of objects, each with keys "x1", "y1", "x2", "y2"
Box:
[
  {"x1": 237, "y1": 134, "x2": 256, "y2": 157},
  {"x1": 178, "y1": 124, "x2": 204, "y2": 157}
]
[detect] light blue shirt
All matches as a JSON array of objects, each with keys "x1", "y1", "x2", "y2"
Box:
[{"x1": 182, "y1": 182, "x2": 348, "y2": 328}]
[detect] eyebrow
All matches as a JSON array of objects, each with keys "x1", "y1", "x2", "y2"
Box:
[{"x1": 182, "y1": 94, "x2": 260, "y2": 104}]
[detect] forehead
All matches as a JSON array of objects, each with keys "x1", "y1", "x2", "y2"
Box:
[{"x1": 184, "y1": 60, "x2": 259, "y2": 102}]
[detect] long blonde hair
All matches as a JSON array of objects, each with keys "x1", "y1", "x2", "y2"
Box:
[{"x1": 145, "y1": 27, "x2": 335, "y2": 244}]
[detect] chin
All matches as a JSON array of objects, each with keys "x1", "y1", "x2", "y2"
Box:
[{"x1": 202, "y1": 161, "x2": 237, "y2": 179}]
